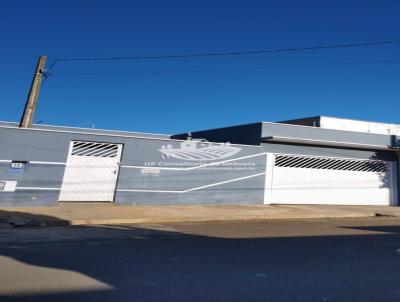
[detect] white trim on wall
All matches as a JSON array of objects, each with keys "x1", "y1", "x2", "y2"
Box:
[
  {"x1": 16, "y1": 187, "x2": 61, "y2": 191},
  {"x1": 30, "y1": 161, "x2": 66, "y2": 165},
  {"x1": 117, "y1": 172, "x2": 266, "y2": 193},
  {"x1": 0, "y1": 159, "x2": 66, "y2": 166},
  {"x1": 121, "y1": 152, "x2": 268, "y2": 171}
]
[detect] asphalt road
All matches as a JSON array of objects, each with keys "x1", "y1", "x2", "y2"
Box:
[{"x1": 1, "y1": 217, "x2": 400, "y2": 302}]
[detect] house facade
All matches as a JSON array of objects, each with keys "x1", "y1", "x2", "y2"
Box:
[{"x1": 0, "y1": 116, "x2": 398, "y2": 207}]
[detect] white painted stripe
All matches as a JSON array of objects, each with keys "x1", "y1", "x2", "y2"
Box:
[
  {"x1": 184, "y1": 172, "x2": 266, "y2": 192},
  {"x1": 16, "y1": 187, "x2": 61, "y2": 191},
  {"x1": 0, "y1": 159, "x2": 66, "y2": 165},
  {"x1": 121, "y1": 152, "x2": 268, "y2": 171},
  {"x1": 30, "y1": 161, "x2": 66, "y2": 165},
  {"x1": 15, "y1": 172, "x2": 265, "y2": 193},
  {"x1": 117, "y1": 172, "x2": 266, "y2": 193},
  {"x1": 117, "y1": 189, "x2": 183, "y2": 193},
  {"x1": 3, "y1": 152, "x2": 264, "y2": 171}
]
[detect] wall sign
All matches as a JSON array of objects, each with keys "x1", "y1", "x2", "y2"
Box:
[
  {"x1": 0, "y1": 181, "x2": 17, "y2": 192},
  {"x1": 9, "y1": 161, "x2": 27, "y2": 176},
  {"x1": 11, "y1": 162, "x2": 25, "y2": 169},
  {"x1": 141, "y1": 168, "x2": 160, "y2": 175}
]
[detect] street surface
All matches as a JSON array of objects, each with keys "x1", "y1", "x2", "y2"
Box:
[{"x1": 1, "y1": 217, "x2": 400, "y2": 301}]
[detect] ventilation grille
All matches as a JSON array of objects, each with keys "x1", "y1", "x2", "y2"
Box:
[
  {"x1": 71, "y1": 141, "x2": 119, "y2": 158},
  {"x1": 274, "y1": 155, "x2": 387, "y2": 172}
]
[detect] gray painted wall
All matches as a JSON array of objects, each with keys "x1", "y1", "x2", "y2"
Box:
[
  {"x1": 262, "y1": 122, "x2": 393, "y2": 147},
  {"x1": 0, "y1": 121, "x2": 170, "y2": 139},
  {"x1": 173, "y1": 121, "x2": 397, "y2": 148},
  {"x1": 0, "y1": 123, "x2": 398, "y2": 207},
  {"x1": 0, "y1": 126, "x2": 266, "y2": 206}
]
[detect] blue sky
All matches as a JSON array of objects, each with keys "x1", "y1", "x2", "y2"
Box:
[{"x1": 1, "y1": 0, "x2": 400, "y2": 134}]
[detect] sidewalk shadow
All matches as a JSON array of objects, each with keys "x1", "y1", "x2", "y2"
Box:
[
  {"x1": 1, "y1": 218, "x2": 400, "y2": 301},
  {"x1": 0, "y1": 210, "x2": 70, "y2": 226}
]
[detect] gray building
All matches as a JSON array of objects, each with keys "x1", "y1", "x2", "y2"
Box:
[{"x1": 0, "y1": 116, "x2": 399, "y2": 207}]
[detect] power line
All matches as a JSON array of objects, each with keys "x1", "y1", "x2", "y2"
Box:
[
  {"x1": 48, "y1": 58, "x2": 400, "y2": 77},
  {"x1": 48, "y1": 39, "x2": 400, "y2": 71}
]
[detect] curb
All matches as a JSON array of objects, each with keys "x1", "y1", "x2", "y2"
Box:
[
  {"x1": 66, "y1": 211, "x2": 378, "y2": 225},
  {"x1": 1, "y1": 211, "x2": 378, "y2": 227}
]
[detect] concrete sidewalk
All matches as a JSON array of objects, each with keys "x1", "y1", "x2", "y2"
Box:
[{"x1": 2, "y1": 203, "x2": 400, "y2": 227}]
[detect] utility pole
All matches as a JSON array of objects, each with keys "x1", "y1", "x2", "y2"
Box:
[{"x1": 19, "y1": 55, "x2": 47, "y2": 128}]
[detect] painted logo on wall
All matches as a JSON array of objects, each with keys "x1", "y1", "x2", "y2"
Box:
[{"x1": 159, "y1": 139, "x2": 241, "y2": 161}]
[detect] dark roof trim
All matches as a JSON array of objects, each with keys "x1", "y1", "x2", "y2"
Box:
[{"x1": 262, "y1": 136, "x2": 397, "y2": 151}]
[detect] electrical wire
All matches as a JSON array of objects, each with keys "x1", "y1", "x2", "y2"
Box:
[
  {"x1": 48, "y1": 58, "x2": 400, "y2": 77},
  {"x1": 47, "y1": 39, "x2": 400, "y2": 71}
]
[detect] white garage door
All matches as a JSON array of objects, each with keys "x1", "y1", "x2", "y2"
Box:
[
  {"x1": 59, "y1": 141, "x2": 123, "y2": 202},
  {"x1": 266, "y1": 154, "x2": 395, "y2": 206}
]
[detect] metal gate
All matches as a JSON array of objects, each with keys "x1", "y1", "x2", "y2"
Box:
[
  {"x1": 59, "y1": 141, "x2": 123, "y2": 202},
  {"x1": 264, "y1": 154, "x2": 395, "y2": 206}
]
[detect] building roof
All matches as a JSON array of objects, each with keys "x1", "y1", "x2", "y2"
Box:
[
  {"x1": 0, "y1": 121, "x2": 170, "y2": 140},
  {"x1": 2, "y1": 116, "x2": 399, "y2": 151},
  {"x1": 173, "y1": 117, "x2": 399, "y2": 150}
]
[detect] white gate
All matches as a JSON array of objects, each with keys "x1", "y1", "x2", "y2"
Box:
[
  {"x1": 59, "y1": 141, "x2": 123, "y2": 202},
  {"x1": 264, "y1": 154, "x2": 395, "y2": 206}
]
